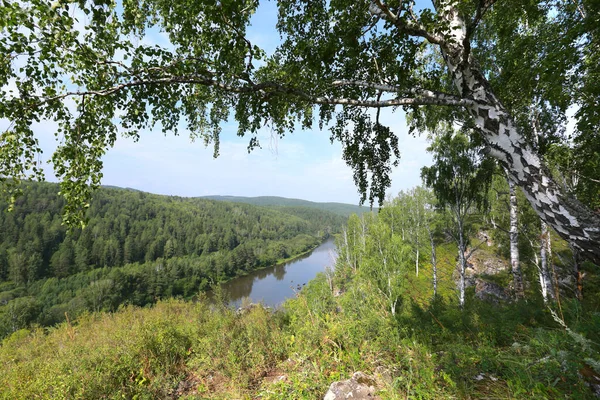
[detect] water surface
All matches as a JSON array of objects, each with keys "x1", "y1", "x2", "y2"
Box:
[{"x1": 219, "y1": 238, "x2": 337, "y2": 308}]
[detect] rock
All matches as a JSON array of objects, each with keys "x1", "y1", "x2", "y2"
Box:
[
  {"x1": 236, "y1": 303, "x2": 259, "y2": 314},
  {"x1": 475, "y1": 278, "x2": 509, "y2": 303},
  {"x1": 454, "y1": 248, "x2": 510, "y2": 291},
  {"x1": 323, "y1": 372, "x2": 380, "y2": 400},
  {"x1": 476, "y1": 230, "x2": 493, "y2": 246},
  {"x1": 373, "y1": 366, "x2": 392, "y2": 385},
  {"x1": 479, "y1": 257, "x2": 509, "y2": 275},
  {"x1": 473, "y1": 372, "x2": 498, "y2": 382}
]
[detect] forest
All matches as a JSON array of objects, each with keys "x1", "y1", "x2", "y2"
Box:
[
  {"x1": 1, "y1": 0, "x2": 600, "y2": 398},
  {"x1": 0, "y1": 182, "x2": 345, "y2": 338},
  {"x1": 202, "y1": 195, "x2": 374, "y2": 217},
  {"x1": 1, "y1": 174, "x2": 599, "y2": 398}
]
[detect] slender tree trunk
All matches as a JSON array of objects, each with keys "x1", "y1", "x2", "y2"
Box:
[
  {"x1": 540, "y1": 221, "x2": 554, "y2": 301},
  {"x1": 388, "y1": 277, "x2": 397, "y2": 316},
  {"x1": 533, "y1": 243, "x2": 548, "y2": 303},
  {"x1": 428, "y1": 227, "x2": 437, "y2": 298},
  {"x1": 416, "y1": 246, "x2": 419, "y2": 277},
  {"x1": 457, "y1": 221, "x2": 467, "y2": 309},
  {"x1": 343, "y1": 227, "x2": 353, "y2": 272},
  {"x1": 508, "y1": 179, "x2": 524, "y2": 298},
  {"x1": 436, "y1": 5, "x2": 600, "y2": 264}
]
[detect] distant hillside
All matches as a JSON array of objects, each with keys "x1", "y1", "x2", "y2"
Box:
[
  {"x1": 0, "y1": 182, "x2": 346, "y2": 338},
  {"x1": 201, "y1": 195, "x2": 375, "y2": 216}
]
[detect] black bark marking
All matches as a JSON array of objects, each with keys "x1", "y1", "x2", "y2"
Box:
[{"x1": 554, "y1": 212, "x2": 572, "y2": 226}]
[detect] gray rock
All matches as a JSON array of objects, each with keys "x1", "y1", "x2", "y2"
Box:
[
  {"x1": 475, "y1": 278, "x2": 509, "y2": 303},
  {"x1": 476, "y1": 231, "x2": 493, "y2": 247},
  {"x1": 323, "y1": 372, "x2": 380, "y2": 400}
]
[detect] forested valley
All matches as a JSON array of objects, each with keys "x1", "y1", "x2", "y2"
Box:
[
  {"x1": 0, "y1": 182, "x2": 345, "y2": 338},
  {"x1": 2, "y1": 172, "x2": 600, "y2": 398},
  {"x1": 2, "y1": 0, "x2": 600, "y2": 397}
]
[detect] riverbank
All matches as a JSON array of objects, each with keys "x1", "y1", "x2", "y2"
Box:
[
  {"x1": 272, "y1": 235, "x2": 333, "y2": 267},
  {"x1": 2, "y1": 270, "x2": 594, "y2": 399},
  {"x1": 214, "y1": 238, "x2": 337, "y2": 308}
]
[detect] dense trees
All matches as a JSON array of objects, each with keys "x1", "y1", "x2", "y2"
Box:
[
  {"x1": 337, "y1": 182, "x2": 593, "y2": 313},
  {"x1": 1, "y1": 0, "x2": 598, "y2": 262},
  {"x1": 422, "y1": 132, "x2": 494, "y2": 307},
  {"x1": 0, "y1": 182, "x2": 344, "y2": 337}
]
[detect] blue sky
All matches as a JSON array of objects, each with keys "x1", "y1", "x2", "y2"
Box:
[{"x1": 7, "y1": 1, "x2": 433, "y2": 205}]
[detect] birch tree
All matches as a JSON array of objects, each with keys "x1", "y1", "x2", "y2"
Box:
[
  {"x1": 422, "y1": 187, "x2": 442, "y2": 298},
  {"x1": 422, "y1": 131, "x2": 494, "y2": 308},
  {"x1": 1, "y1": 0, "x2": 599, "y2": 263},
  {"x1": 538, "y1": 221, "x2": 554, "y2": 302},
  {"x1": 488, "y1": 172, "x2": 525, "y2": 298},
  {"x1": 507, "y1": 179, "x2": 524, "y2": 298},
  {"x1": 361, "y1": 218, "x2": 409, "y2": 316}
]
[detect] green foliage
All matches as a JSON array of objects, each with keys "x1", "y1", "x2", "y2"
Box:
[
  {"x1": 2, "y1": 253, "x2": 600, "y2": 399},
  {"x1": 0, "y1": 181, "x2": 344, "y2": 338},
  {"x1": 422, "y1": 131, "x2": 494, "y2": 217},
  {"x1": 3, "y1": 0, "x2": 597, "y2": 229},
  {"x1": 202, "y1": 195, "x2": 374, "y2": 216}
]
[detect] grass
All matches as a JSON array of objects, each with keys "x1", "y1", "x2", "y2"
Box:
[{"x1": 2, "y1": 234, "x2": 600, "y2": 399}]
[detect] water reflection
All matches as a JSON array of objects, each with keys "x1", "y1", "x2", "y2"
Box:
[
  {"x1": 218, "y1": 238, "x2": 337, "y2": 308},
  {"x1": 272, "y1": 263, "x2": 286, "y2": 281}
]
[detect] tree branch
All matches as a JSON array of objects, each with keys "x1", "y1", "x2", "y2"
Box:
[
  {"x1": 332, "y1": 79, "x2": 483, "y2": 107},
  {"x1": 467, "y1": 0, "x2": 497, "y2": 38},
  {"x1": 30, "y1": 75, "x2": 480, "y2": 110},
  {"x1": 369, "y1": 0, "x2": 446, "y2": 46},
  {"x1": 465, "y1": 238, "x2": 488, "y2": 261}
]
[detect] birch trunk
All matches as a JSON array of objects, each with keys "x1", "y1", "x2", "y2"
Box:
[
  {"x1": 508, "y1": 180, "x2": 524, "y2": 298},
  {"x1": 435, "y1": 3, "x2": 600, "y2": 265},
  {"x1": 416, "y1": 247, "x2": 419, "y2": 277},
  {"x1": 540, "y1": 221, "x2": 554, "y2": 301},
  {"x1": 428, "y1": 227, "x2": 438, "y2": 298},
  {"x1": 534, "y1": 244, "x2": 548, "y2": 303},
  {"x1": 457, "y1": 220, "x2": 467, "y2": 308}
]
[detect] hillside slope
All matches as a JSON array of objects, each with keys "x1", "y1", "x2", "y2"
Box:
[
  {"x1": 201, "y1": 195, "x2": 374, "y2": 216},
  {"x1": 0, "y1": 182, "x2": 346, "y2": 337}
]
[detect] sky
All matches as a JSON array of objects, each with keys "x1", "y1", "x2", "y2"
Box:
[{"x1": 6, "y1": 1, "x2": 433, "y2": 205}]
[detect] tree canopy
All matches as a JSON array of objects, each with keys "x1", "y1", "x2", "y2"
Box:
[
  {"x1": 1, "y1": 0, "x2": 599, "y2": 262},
  {"x1": 0, "y1": 181, "x2": 343, "y2": 337}
]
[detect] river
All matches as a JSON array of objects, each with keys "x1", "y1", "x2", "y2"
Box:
[{"x1": 218, "y1": 238, "x2": 337, "y2": 308}]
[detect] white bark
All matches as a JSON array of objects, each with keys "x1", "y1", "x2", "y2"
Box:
[
  {"x1": 540, "y1": 221, "x2": 554, "y2": 301},
  {"x1": 508, "y1": 180, "x2": 524, "y2": 298},
  {"x1": 428, "y1": 1, "x2": 600, "y2": 265},
  {"x1": 428, "y1": 227, "x2": 438, "y2": 298},
  {"x1": 533, "y1": 243, "x2": 548, "y2": 303},
  {"x1": 416, "y1": 247, "x2": 419, "y2": 277},
  {"x1": 457, "y1": 220, "x2": 467, "y2": 308},
  {"x1": 377, "y1": 238, "x2": 398, "y2": 316}
]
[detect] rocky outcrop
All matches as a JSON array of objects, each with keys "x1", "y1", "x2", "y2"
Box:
[
  {"x1": 453, "y1": 247, "x2": 511, "y2": 303},
  {"x1": 467, "y1": 250, "x2": 509, "y2": 276},
  {"x1": 476, "y1": 231, "x2": 493, "y2": 247},
  {"x1": 475, "y1": 278, "x2": 509, "y2": 304},
  {"x1": 323, "y1": 372, "x2": 380, "y2": 400}
]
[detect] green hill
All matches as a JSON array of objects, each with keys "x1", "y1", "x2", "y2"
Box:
[
  {"x1": 1, "y1": 185, "x2": 598, "y2": 399},
  {"x1": 0, "y1": 182, "x2": 346, "y2": 338},
  {"x1": 201, "y1": 195, "x2": 375, "y2": 216}
]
